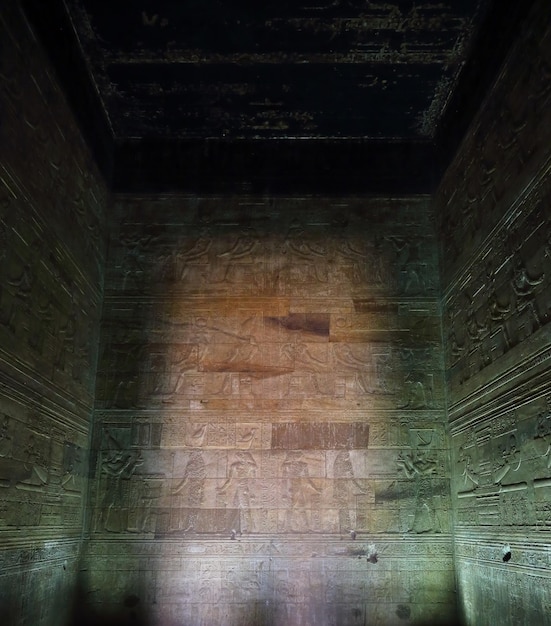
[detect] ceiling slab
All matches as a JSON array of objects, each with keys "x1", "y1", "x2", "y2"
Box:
[{"x1": 20, "y1": 0, "x2": 537, "y2": 193}]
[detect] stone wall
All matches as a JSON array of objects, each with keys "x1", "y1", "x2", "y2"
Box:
[
  {"x1": 84, "y1": 195, "x2": 455, "y2": 625},
  {"x1": 434, "y1": 0, "x2": 551, "y2": 623},
  {"x1": 0, "y1": 3, "x2": 109, "y2": 624}
]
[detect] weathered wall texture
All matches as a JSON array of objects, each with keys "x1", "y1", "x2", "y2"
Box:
[
  {"x1": 84, "y1": 195, "x2": 455, "y2": 625},
  {"x1": 434, "y1": 0, "x2": 551, "y2": 624},
  {"x1": 0, "y1": 3, "x2": 108, "y2": 624}
]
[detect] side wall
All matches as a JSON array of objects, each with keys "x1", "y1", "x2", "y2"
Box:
[
  {"x1": 0, "y1": 3, "x2": 109, "y2": 624},
  {"x1": 434, "y1": 0, "x2": 551, "y2": 623},
  {"x1": 85, "y1": 195, "x2": 455, "y2": 626}
]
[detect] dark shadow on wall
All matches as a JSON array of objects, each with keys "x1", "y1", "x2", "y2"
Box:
[
  {"x1": 67, "y1": 587, "x2": 150, "y2": 626},
  {"x1": 59, "y1": 562, "x2": 464, "y2": 626}
]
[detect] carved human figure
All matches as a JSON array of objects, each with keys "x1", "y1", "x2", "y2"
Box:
[
  {"x1": 280, "y1": 220, "x2": 328, "y2": 285},
  {"x1": 333, "y1": 344, "x2": 376, "y2": 394},
  {"x1": 282, "y1": 341, "x2": 327, "y2": 371},
  {"x1": 281, "y1": 450, "x2": 321, "y2": 532},
  {"x1": 171, "y1": 451, "x2": 206, "y2": 533},
  {"x1": 412, "y1": 476, "x2": 441, "y2": 533},
  {"x1": 494, "y1": 434, "x2": 522, "y2": 485},
  {"x1": 397, "y1": 449, "x2": 439, "y2": 533},
  {"x1": 61, "y1": 444, "x2": 83, "y2": 493},
  {"x1": 153, "y1": 344, "x2": 199, "y2": 401},
  {"x1": 457, "y1": 446, "x2": 479, "y2": 491},
  {"x1": 400, "y1": 375, "x2": 430, "y2": 409},
  {"x1": 465, "y1": 300, "x2": 487, "y2": 348},
  {"x1": 487, "y1": 288, "x2": 512, "y2": 349},
  {"x1": 217, "y1": 451, "x2": 257, "y2": 533},
  {"x1": 511, "y1": 258, "x2": 544, "y2": 330},
  {"x1": 119, "y1": 228, "x2": 158, "y2": 289},
  {"x1": 217, "y1": 226, "x2": 258, "y2": 261},
  {"x1": 332, "y1": 450, "x2": 367, "y2": 533},
  {"x1": 183, "y1": 226, "x2": 213, "y2": 257},
  {"x1": 449, "y1": 326, "x2": 465, "y2": 365},
  {"x1": 397, "y1": 450, "x2": 436, "y2": 480},
  {"x1": 98, "y1": 432, "x2": 143, "y2": 532},
  {"x1": 282, "y1": 219, "x2": 326, "y2": 260},
  {"x1": 18, "y1": 432, "x2": 49, "y2": 488}
]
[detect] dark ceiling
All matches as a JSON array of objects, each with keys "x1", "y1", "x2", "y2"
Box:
[{"x1": 22, "y1": 0, "x2": 536, "y2": 194}]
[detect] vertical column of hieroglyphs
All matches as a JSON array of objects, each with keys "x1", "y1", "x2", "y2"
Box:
[
  {"x1": 435, "y1": 1, "x2": 551, "y2": 624},
  {"x1": 0, "y1": 3, "x2": 108, "y2": 624},
  {"x1": 90, "y1": 195, "x2": 453, "y2": 625}
]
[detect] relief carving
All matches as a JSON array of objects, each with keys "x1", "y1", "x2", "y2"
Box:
[
  {"x1": 332, "y1": 450, "x2": 370, "y2": 533},
  {"x1": 493, "y1": 434, "x2": 522, "y2": 486},
  {"x1": 510, "y1": 255, "x2": 544, "y2": 333},
  {"x1": 397, "y1": 449, "x2": 441, "y2": 533},
  {"x1": 97, "y1": 431, "x2": 144, "y2": 532},
  {"x1": 217, "y1": 451, "x2": 258, "y2": 533},
  {"x1": 16, "y1": 429, "x2": 50, "y2": 491},
  {"x1": 119, "y1": 228, "x2": 157, "y2": 290},
  {"x1": 170, "y1": 450, "x2": 206, "y2": 533},
  {"x1": 61, "y1": 442, "x2": 84, "y2": 494},
  {"x1": 281, "y1": 450, "x2": 322, "y2": 532},
  {"x1": 217, "y1": 226, "x2": 259, "y2": 261}
]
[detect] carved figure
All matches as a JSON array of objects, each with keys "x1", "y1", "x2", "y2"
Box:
[
  {"x1": 398, "y1": 449, "x2": 440, "y2": 533},
  {"x1": 119, "y1": 228, "x2": 157, "y2": 289},
  {"x1": 282, "y1": 219, "x2": 326, "y2": 260},
  {"x1": 493, "y1": 434, "x2": 521, "y2": 485},
  {"x1": 217, "y1": 227, "x2": 258, "y2": 260},
  {"x1": 457, "y1": 446, "x2": 479, "y2": 490},
  {"x1": 281, "y1": 450, "x2": 321, "y2": 532},
  {"x1": 487, "y1": 289, "x2": 512, "y2": 349},
  {"x1": 217, "y1": 451, "x2": 257, "y2": 533},
  {"x1": 511, "y1": 258, "x2": 544, "y2": 329},
  {"x1": 171, "y1": 451, "x2": 206, "y2": 533},
  {"x1": 332, "y1": 450, "x2": 368, "y2": 533},
  {"x1": 400, "y1": 375, "x2": 430, "y2": 409},
  {"x1": 397, "y1": 450, "x2": 436, "y2": 479},
  {"x1": 17, "y1": 432, "x2": 49, "y2": 488},
  {"x1": 465, "y1": 301, "x2": 487, "y2": 348},
  {"x1": 98, "y1": 431, "x2": 143, "y2": 532},
  {"x1": 61, "y1": 443, "x2": 83, "y2": 493}
]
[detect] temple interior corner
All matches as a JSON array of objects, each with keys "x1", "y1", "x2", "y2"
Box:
[{"x1": 1, "y1": 0, "x2": 551, "y2": 624}]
